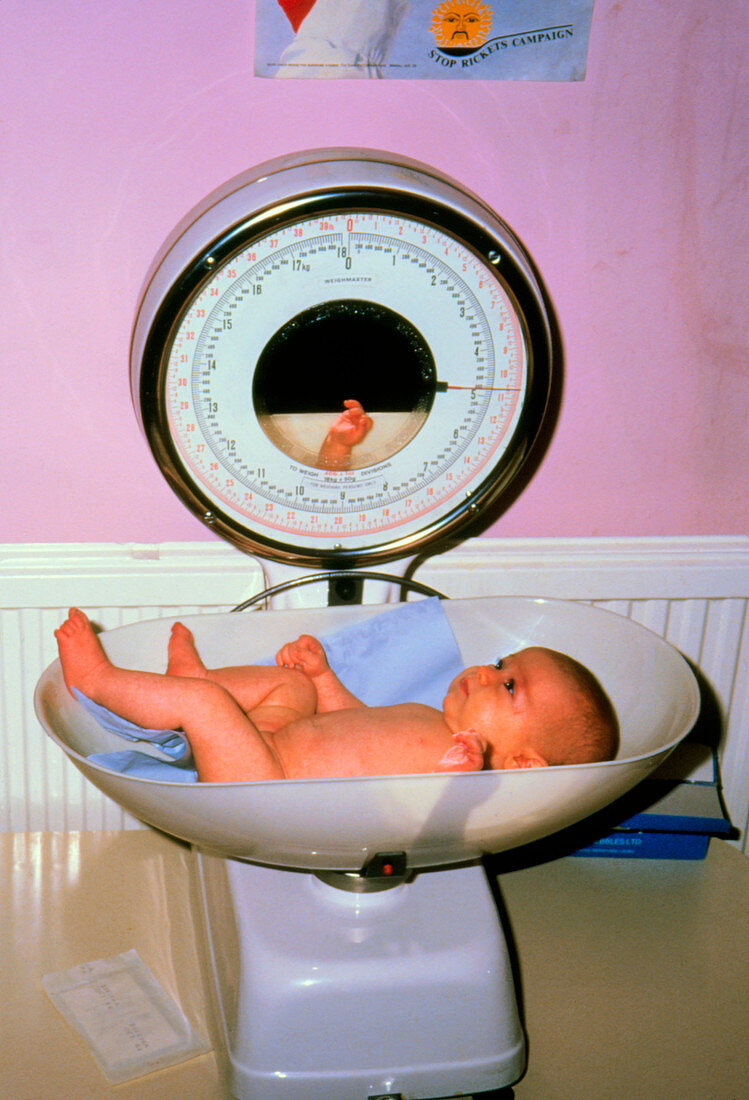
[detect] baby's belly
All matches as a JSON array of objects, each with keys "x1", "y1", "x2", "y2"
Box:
[{"x1": 270, "y1": 706, "x2": 453, "y2": 780}]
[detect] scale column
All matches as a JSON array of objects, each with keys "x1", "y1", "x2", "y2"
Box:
[{"x1": 195, "y1": 853, "x2": 526, "y2": 1100}]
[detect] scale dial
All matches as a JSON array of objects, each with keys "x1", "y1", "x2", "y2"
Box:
[{"x1": 132, "y1": 150, "x2": 553, "y2": 567}]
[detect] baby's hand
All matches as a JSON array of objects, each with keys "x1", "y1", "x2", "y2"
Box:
[
  {"x1": 436, "y1": 730, "x2": 487, "y2": 773},
  {"x1": 326, "y1": 400, "x2": 373, "y2": 447},
  {"x1": 275, "y1": 634, "x2": 330, "y2": 679}
]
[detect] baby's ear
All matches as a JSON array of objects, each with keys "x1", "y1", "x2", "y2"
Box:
[{"x1": 502, "y1": 748, "x2": 549, "y2": 770}]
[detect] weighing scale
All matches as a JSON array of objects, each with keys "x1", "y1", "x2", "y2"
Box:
[
  {"x1": 35, "y1": 150, "x2": 701, "y2": 1099},
  {"x1": 130, "y1": 147, "x2": 552, "y2": 578}
]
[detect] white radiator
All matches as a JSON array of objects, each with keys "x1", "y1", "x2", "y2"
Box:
[{"x1": 2, "y1": 539, "x2": 747, "y2": 852}]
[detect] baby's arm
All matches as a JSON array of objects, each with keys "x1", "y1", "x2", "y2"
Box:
[
  {"x1": 276, "y1": 634, "x2": 366, "y2": 713},
  {"x1": 317, "y1": 400, "x2": 373, "y2": 470}
]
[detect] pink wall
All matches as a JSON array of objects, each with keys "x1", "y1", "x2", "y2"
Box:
[{"x1": 2, "y1": 1, "x2": 746, "y2": 544}]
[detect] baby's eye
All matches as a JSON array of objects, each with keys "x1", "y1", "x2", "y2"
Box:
[
  {"x1": 493, "y1": 657, "x2": 503, "y2": 670},
  {"x1": 503, "y1": 679, "x2": 515, "y2": 696}
]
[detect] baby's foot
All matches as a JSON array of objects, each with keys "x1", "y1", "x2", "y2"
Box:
[
  {"x1": 54, "y1": 608, "x2": 111, "y2": 698},
  {"x1": 436, "y1": 730, "x2": 488, "y2": 773},
  {"x1": 166, "y1": 622, "x2": 207, "y2": 678},
  {"x1": 275, "y1": 634, "x2": 330, "y2": 680}
]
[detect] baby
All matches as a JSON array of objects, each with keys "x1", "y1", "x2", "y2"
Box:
[{"x1": 55, "y1": 608, "x2": 618, "y2": 783}]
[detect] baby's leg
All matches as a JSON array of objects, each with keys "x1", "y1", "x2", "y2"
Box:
[
  {"x1": 166, "y1": 621, "x2": 317, "y2": 730},
  {"x1": 55, "y1": 609, "x2": 285, "y2": 781}
]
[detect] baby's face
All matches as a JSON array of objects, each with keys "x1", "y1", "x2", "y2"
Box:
[{"x1": 442, "y1": 647, "x2": 578, "y2": 769}]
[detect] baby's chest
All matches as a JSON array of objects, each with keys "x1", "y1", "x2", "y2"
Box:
[
  {"x1": 279, "y1": 706, "x2": 451, "y2": 777},
  {"x1": 331, "y1": 704, "x2": 445, "y2": 743}
]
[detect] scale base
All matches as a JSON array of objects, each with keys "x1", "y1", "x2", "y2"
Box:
[{"x1": 194, "y1": 854, "x2": 525, "y2": 1100}]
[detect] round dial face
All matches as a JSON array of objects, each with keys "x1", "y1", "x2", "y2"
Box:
[{"x1": 135, "y1": 160, "x2": 552, "y2": 566}]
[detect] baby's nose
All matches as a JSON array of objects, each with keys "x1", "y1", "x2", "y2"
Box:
[{"x1": 477, "y1": 665, "x2": 499, "y2": 686}]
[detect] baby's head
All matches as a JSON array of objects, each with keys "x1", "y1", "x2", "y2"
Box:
[{"x1": 443, "y1": 646, "x2": 618, "y2": 770}]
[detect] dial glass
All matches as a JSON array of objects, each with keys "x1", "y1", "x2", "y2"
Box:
[{"x1": 160, "y1": 208, "x2": 531, "y2": 557}]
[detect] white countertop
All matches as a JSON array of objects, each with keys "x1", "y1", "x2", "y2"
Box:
[{"x1": 3, "y1": 831, "x2": 747, "y2": 1099}]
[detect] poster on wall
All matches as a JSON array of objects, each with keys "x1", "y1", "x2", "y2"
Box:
[{"x1": 255, "y1": 0, "x2": 595, "y2": 81}]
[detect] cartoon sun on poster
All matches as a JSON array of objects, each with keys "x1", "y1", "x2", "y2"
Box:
[{"x1": 430, "y1": 1, "x2": 493, "y2": 55}]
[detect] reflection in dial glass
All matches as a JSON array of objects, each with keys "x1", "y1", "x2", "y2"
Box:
[{"x1": 253, "y1": 300, "x2": 436, "y2": 470}]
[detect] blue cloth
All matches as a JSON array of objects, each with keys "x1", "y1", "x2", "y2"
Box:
[
  {"x1": 87, "y1": 749, "x2": 199, "y2": 783},
  {"x1": 73, "y1": 690, "x2": 191, "y2": 759},
  {"x1": 82, "y1": 598, "x2": 464, "y2": 782}
]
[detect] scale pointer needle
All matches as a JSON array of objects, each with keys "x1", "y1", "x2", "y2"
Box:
[{"x1": 436, "y1": 381, "x2": 521, "y2": 393}]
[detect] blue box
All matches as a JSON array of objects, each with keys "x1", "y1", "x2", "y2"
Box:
[{"x1": 571, "y1": 743, "x2": 732, "y2": 860}]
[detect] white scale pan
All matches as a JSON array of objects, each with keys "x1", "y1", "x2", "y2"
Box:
[{"x1": 35, "y1": 595, "x2": 698, "y2": 871}]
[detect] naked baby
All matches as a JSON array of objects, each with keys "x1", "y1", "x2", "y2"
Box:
[{"x1": 55, "y1": 609, "x2": 618, "y2": 783}]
